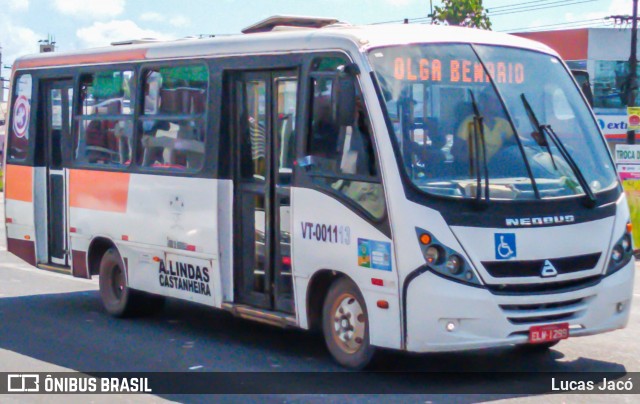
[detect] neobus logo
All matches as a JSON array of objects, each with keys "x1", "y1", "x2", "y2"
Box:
[{"x1": 505, "y1": 215, "x2": 575, "y2": 227}]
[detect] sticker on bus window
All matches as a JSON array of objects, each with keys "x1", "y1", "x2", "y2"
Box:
[
  {"x1": 358, "y1": 238, "x2": 392, "y2": 271},
  {"x1": 12, "y1": 75, "x2": 33, "y2": 140},
  {"x1": 12, "y1": 95, "x2": 30, "y2": 139}
]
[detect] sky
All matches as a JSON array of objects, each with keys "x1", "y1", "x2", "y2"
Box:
[{"x1": 0, "y1": 0, "x2": 636, "y2": 86}]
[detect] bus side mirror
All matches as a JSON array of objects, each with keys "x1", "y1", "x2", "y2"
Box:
[
  {"x1": 332, "y1": 64, "x2": 359, "y2": 126},
  {"x1": 571, "y1": 69, "x2": 594, "y2": 108},
  {"x1": 582, "y1": 81, "x2": 594, "y2": 108}
]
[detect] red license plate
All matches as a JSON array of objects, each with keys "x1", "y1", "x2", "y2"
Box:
[{"x1": 529, "y1": 322, "x2": 569, "y2": 343}]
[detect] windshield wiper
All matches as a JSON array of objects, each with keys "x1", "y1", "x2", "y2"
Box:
[
  {"x1": 469, "y1": 90, "x2": 490, "y2": 205},
  {"x1": 520, "y1": 94, "x2": 558, "y2": 171},
  {"x1": 520, "y1": 94, "x2": 597, "y2": 208}
]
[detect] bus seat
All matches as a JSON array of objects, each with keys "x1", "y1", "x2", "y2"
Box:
[
  {"x1": 176, "y1": 125, "x2": 204, "y2": 168},
  {"x1": 191, "y1": 89, "x2": 206, "y2": 114},
  {"x1": 84, "y1": 119, "x2": 119, "y2": 164},
  {"x1": 95, "y1": 98, "x2": 122, "y2": 115},
  {"x1": 160, "y1": 88, "x2": 192, "y2": 114}
]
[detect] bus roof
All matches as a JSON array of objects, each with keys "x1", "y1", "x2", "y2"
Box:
[{"x1": 13, "y1": 22, "x2": 557, "y2": 70}]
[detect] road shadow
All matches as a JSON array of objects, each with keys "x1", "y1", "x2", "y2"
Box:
[{"x1": 0, "y1": 291, "x2": 628, "y2": 402}]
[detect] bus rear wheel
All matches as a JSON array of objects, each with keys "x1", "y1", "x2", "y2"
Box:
[
  {"x1": 99, "y1": 247, "x2": 164, "y2": 317},
  {"x1": 322, "y1": 277, "x2": 375, "y2": 369}
]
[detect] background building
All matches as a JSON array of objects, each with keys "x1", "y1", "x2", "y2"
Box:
[{"x1": 516, "y1": 28, "x2": 640, "y2": 146}]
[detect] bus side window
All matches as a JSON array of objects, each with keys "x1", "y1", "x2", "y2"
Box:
[
  {"x1": 136, "y1": 65, "x2": 208, "y2": 171},
  {"x1": 74, "y1": 70, "x2": 134, "y2": 166},
  {"x1": 305, "y1": 62, "x2": 385, "y2": 220}
]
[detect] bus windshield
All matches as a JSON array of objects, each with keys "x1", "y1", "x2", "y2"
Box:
[{"x1": 369, "y1": 44, "x2": 618, "y2": 200}]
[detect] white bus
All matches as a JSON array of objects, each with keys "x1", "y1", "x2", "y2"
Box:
[{"x1": 3, "y1": 16, "x2": 634, "y2": 369}]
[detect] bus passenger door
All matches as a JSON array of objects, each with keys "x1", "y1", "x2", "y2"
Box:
[
  {"x1": 43, "y1": 80, "x2": 73, "y2": 266},
  {"x1": 232, "y1": 70, "x2": 297, "y2": 313}
]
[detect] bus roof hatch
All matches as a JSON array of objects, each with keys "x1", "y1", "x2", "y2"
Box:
[{"x1": 241, "y1": 15, "x2": 343, "y2": 34}]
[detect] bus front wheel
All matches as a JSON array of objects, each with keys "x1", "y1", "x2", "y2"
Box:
[{"x1": 322, "y1": 277, "x2": 376, "y2": 369}]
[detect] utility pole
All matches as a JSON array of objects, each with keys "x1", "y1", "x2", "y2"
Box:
[
  {"x1": 609, "y1": 3, "x2": 640, "y2": 144},
  {"x1": 0, "y1": 44, "x2": 4, "y2": 103},
  {"x1": 628, "y1": 0, "x2": 639, "y2": 144},
  {"x1": 626, "y1": 0, "x2": 638, "y2": 144}
]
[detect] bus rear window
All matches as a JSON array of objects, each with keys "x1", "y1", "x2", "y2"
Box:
[{"x1": 7, "y1": 74, "x2": 33, "y2": 162}]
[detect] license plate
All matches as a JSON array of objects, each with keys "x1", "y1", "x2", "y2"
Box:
[{"x1": 529, "y1": 322, "x2": 569, "y2": 343}]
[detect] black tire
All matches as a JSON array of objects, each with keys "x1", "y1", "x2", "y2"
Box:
[
  {"x1": 99, "y1": 247, "x2": 164, "y2": 317},
  {"x1": 322, "y1": 277, "x2": 376, "y2": 369}
]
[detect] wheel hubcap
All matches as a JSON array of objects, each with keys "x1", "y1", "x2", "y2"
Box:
[
  {"x1": 111, "y1": 265, "x2": 125, "y2": 299},
  {"x1": 332, "y1": 294, "x2": 365, "y2": 353}
]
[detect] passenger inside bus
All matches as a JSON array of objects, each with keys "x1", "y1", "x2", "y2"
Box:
[{"x1": 449, "y1": 86, "x2": 580, "y2": 193}]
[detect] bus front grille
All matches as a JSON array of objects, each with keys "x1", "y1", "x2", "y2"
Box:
[
  {"x1": 486, "y1": 275, "x2": 602, "y2": 295},
  {"x1": 499, "y1": 297, "x2": 590, "y2": 325},
  {"x1": 481, "y1": 253, "x2": 601, "y2": 278}
]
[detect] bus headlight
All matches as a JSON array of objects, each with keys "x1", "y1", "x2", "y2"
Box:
[
  {"x1": 425, "y1": 246, "x2": 443, "y2": 264},
  {"x1": 607, "y1": 224, "x2": 634, "y2": 275},
  {"x1": 611, "y1": 245, "x2": 623, "y2": 263},
  {"x1": 446, "y1": 255, "x2": 463, "y2": 275},
  {"x1": 416, "y1": 228, "x2": 481, "y2": 286}
]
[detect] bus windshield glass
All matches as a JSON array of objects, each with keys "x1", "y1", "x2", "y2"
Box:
[{"x1": 369, "y1": 44, "x2": 617, "y2": 200}]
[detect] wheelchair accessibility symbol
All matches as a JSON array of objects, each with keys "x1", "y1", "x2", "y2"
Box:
[{"x1": 495, "y1": 233, "x2": 516, "y2": 260}]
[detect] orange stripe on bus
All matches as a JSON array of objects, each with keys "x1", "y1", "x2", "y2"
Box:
[
  {"x1": 69, "y1": 170, "x2": 130, "y2": 213},
  {"x1": 5, "y1": 165, "x2": 33, "y2": 202},
  {"x1": 15, "y1": 48, "x2": 148, "y2": 69}
]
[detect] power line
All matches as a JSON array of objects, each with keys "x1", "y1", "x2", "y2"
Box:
[
  {"x1": 518, "y1": 20, "x2": 613, "y2": 33},
  {"x1": 501, "y1": 17, "x2": 606, "y2": 32},
  {"x1": 489, "y1": 0, "x2": 598, "y2": 17},
  {"x1": 488, "y1": 0, "x2": 581, "y2": 11},
  {"x1": 371, "y1": 0, "x2": 599, "y2": 25}
]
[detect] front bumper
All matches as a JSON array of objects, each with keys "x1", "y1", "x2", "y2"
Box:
[{"x1": 405, "y1": 260, "x2": 634, "y2": 352}]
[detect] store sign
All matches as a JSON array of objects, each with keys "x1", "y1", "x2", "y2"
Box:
[
  {"x1": 617, "y1": 164, "x2": 640, "y2": 180},
  {"x1": 615, "y1": 144, "x2": 640, "y2": 164},
  {"x1": 628, "y1": 107, "x2": 640, "y2": 130},
  {"x1": 615, "y1": 144, "x2": 640, "y2": 248},
  {"x1": 597, "y1": 114, "x2": 628, "y2": 137}
]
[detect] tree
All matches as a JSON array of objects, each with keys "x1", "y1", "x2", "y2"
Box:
[{"x1": 431, "y1": 0, "x2": 492, "y2": 30}]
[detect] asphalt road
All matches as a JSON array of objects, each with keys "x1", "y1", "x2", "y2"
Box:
[{"x1": 0, "y1": 196, "x2": 638, "y2": 403}]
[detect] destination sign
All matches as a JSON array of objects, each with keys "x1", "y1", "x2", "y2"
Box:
[{"x1": 392, "y1": 57, "x2": 525, "y2": 84}]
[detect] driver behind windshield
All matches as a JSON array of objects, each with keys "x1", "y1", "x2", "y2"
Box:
[
  {"x1": 450, "y1": 87, "x2": 574, "y2": 185},
  {"x1": 451, "y1": 87, "x2": 520, "y2": 177}
]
